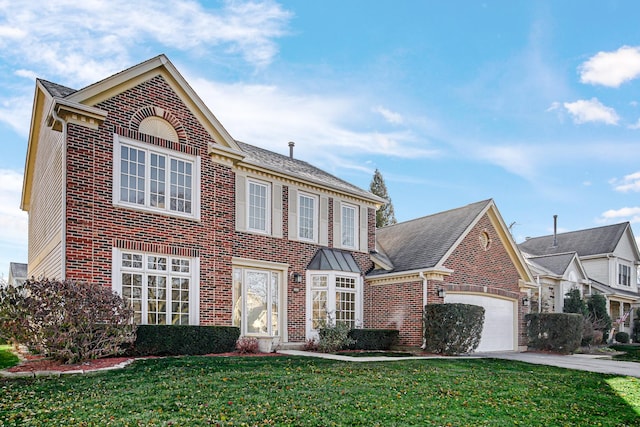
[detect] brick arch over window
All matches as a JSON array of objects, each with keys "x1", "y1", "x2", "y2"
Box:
[{"x1": 130, "y1": 106, "x2": 188, "y2": 144}]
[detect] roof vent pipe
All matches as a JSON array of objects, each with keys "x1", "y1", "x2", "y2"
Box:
[
  {"x1": 288, "y1": 141, "x2": 295, "y2": 159},
  {"x1": 553, "y1": 215, "x2": 558, "y2": 247}
]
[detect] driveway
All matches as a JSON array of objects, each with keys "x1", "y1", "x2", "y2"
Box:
[
  {"x1": 475, "y1": 351, "x2": 640, "y2": 378},
  {"x1": 280, "y1": 350, "x2": 640, "y2": 378}
]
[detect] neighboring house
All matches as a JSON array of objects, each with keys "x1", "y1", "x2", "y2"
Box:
[
  {"x1": 20, "y1": 54, "x2": 385, "y2": 346},
  {"x1": 519, "y1": 222, "x2": 640, "y2": 335},
  {"x1": 365, "y1": 199, "x2": 535, "y2": 352},
  {"x1": 523, "y1": 252, "x2": 590, "y2": 313},
  {"x1": 7, "y1": 262, "x2": 27, "y2": 286}
]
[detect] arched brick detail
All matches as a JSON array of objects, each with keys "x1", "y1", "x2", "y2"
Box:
[
  {"x1": 130, "y1": 106, "x2": 188, "y2": 144},
  {"x1": 442, "y1": 283, "x2": 521, "y2": 300}
]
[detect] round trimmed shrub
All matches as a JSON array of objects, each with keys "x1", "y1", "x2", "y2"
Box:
[
  {"x1": 423, "y1": 303, "x2": 485, "y2": 355},
  {"x1": 615, "y1": 331, "x2": 630, "y2": 344}
]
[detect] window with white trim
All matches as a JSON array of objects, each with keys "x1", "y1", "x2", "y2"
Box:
[
  {"x1": 113, "y1": 250, "x2": 199, "y2": 325},
  {"x1": 341, "y1": 203, "x2": 358, "y2": 249},
  {"x1": 114, "y1": 135, "x2": 200, "y2": 219},
  {"x1": 232, "y1": 267, "x2": 280, "y2": 336},
  {"x1": 307, "y1": 271, "x2": 361, "y2": 338},
  {"x1": 247, "y1": 179, "x2": 271, "y2": 234},
  {"x1": 618, "y1": 263, "x2": 631, "y2": 287},
  {"x1": 298, "y1": 192, "x2": 318, "y2": 242}
]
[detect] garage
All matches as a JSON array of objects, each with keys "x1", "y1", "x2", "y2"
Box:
[{"x1": 444, "y1": 293, "x2": 516, "y2": 352}]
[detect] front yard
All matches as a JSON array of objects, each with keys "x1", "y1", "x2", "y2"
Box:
[{"x1": 1, "y1": 355, "x2": 638, "y2": 426}]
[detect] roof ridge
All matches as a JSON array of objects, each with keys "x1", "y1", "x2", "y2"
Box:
[{"x1": 378, "y1": 199, "x2": 492, "y2": 230}]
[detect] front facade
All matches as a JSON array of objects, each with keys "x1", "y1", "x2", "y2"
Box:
[
  {"x1": 21, "y1": 55, "x2": 384, "y2": 345},
  {"x1": 519, "y1": 223, "x2": 640, "y2": 336}
]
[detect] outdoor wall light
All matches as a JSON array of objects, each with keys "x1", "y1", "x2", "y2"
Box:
[
  {"x1": 522, "y1": 297, "x2": 530, "y2": 306},
  {"x1": 292, "y1": 272, "x2": 303, "y2": 283},
  {"x1": 437, "y1": 288, "x2": 446, "y2": 298}
]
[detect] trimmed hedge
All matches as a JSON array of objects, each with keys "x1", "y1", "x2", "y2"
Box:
[
  {"x1": 525, "y1": 313, "x2": 582, "y2": 354},
  {"x1": 615, "y1": 331, "x2": 630, "y2": 344},
  {"x1": 423, "y1": 303, "x2": 485, "y2": 355},
  {"x1": 131, "y1": 325, "x2": 240, "y2": 356},
  {"x1": 348, "y1": 329, "x2": 399, "y2": 350}
]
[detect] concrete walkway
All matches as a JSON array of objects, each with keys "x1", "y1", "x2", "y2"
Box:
[{"x1": 278, "y1": 350, "x2": 640, "y2": 378}]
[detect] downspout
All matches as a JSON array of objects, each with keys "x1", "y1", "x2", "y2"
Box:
[
  {"x1": 536, "y1": 275, "x2": 541, "y2": 313},
  {"x1": 419, "y1": 271, "x2": 427, "y2": 349},
  {"x1": 50, "y1": 106, "x2": 68, "y2": 279}
]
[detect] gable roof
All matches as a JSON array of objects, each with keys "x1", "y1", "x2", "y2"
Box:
[
  {"x1": 236, "y1": 141, "x2": 384, "y2": 203},
  {"x1": 526, "y1": 252, "x2": 576, "y2": 276},
  {"x1": 518, "y1": 223, "x2": 630, "y2": 257},
  {"x1": 371, "y1": 200, "x2": 492, "y2": 275}
]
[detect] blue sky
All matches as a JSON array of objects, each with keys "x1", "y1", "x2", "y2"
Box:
[{"x1": 1, "y1": 1, "x2": 639, "y2": 280}]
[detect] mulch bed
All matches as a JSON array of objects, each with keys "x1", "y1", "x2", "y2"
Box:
[{"x1": 6, "y1": 351, "x2": 281, "y2": 374}]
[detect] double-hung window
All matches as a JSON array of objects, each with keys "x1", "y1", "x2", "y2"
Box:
[
  {"x1": 113, "y1": 249, "x2": 199, "y2": 325},
  {"x1": 247, "y1": 179, "x2": 271, "y2": 234},
  {"x1": 114, "y1": 135, "x2": 200, "y2": 219},
  {"x1": 298, "y1": 192, "x2": 318, "y2": 242},
  {"x1": 618, "y1": 264, "x2": 631, "y2": 287},
  {"x1": 341, "y1": 203, "x2": 358, "y2": 249}
]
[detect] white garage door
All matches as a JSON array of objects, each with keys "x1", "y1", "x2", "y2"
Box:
[{"x1": 444, "y1": 293, "x2": 515, "y2": 352}]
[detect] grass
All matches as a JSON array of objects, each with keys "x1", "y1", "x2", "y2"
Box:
[
  {"x1": 0, "y1": 345, "x2": 18, "y2": 370},
  {"x1": 0, "y1": 355, "x2": 638, "y2": 426},
  {"x1": 610, "y1": 344, "x2": 640, "y2": 362}
]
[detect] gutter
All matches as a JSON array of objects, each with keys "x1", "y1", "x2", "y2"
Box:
[{"x1": 49, "y1": 106, "x2": 67, "y2": 279}]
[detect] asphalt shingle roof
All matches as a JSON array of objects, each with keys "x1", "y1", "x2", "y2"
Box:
[
  {"x1": 236, "y1": 141, "x2": 383, "y2": 202},
  {"x1": 518, "y1": 223, "x2": 629, "y2": 257},
  {"x1": 38, "y1": 79, "x2": 77, "y2": 98},
  {"x1": 526, "y1": 252, "x2": 576, "y2": 276},
  {"x1": 9, "y1": 262, "x2": 27, "y2": 279},
  {"x1": 369, "y1": 199, "x2": 491, "y2": 276}
]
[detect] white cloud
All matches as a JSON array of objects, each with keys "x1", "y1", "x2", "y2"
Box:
[
  {"x1": 0, "y1": 0, "x2": 291, "y2": 85},
  {"x1": 373, "y1": 106, "x2": 404, "y2": 125},
  {"x1": 563, "y1": 98, "x2": 619, "y2": 125},
  {"x1": 628, "y1": 118, "x2": 640, "y2": 130},
  {"x1": 476, "y1": 144, "x2": 538, "y2": 181},
  {"x1": 190, "y1": 77, "x2": 439, "y2": 162},
  {"x1": 599, "y1": 206, "x2": 640, "y2": 224},
  {"x1": 579, "y1": 46, "x2": 640, "y2": 87},
  {"x1": 0, "y1": 95, "x2": 33, "y2": 137},
  {"x1": 611, "y1": 171, "x2": 640, "y2": 192}
]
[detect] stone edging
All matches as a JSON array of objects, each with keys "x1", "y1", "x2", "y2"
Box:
[{"x1": 0, "y1": 359, "x2": 135, "y2": 378}]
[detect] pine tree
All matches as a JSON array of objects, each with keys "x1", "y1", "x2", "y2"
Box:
[{"x1": 369, "y1": 169, "x2": 397, "y2": 228}]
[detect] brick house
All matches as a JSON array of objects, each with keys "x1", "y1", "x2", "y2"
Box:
[
  {"x1": 21, "y1": 55, "x2": 533, "y2": 349},
  {"x1": 366, "y1": 200, "x2": 535, "y2": 351}
]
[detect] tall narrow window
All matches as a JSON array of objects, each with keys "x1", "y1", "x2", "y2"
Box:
[
  {"x1": 120, "y1": 146, "x2": 145, "y2": 205},
  {"x1": 341, "y1": 204, "x2": 357, "y2": 249},
  {"x1": 247, "y1": 180, "x2": 270, "y2": 233},
  {"x1": 618, "y1": 264, "x2": 631, "y2": 287},
  {"x1": 232, "y1": 267, "x2": 280, "y2": 336},
  {"x1": 299, "y1": 193, "x2": 318, "y2": 242}
]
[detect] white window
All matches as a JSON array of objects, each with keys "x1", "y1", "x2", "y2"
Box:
[
  {"x1": 247, "y1": 179, "x2": 271, "y2": 234},
  {"x1": 113, "y1": 249, "x2": 199, "y2": 325},
  {"x1": 618, "y1": 264, "x2": 631, "y2": 287},
  {"x1": 341, "y1": 203, "x2": 358, "y2": 249},
  {"x1": 113, "y1": 135, "x2": 200, "y2": 219},
  {"x1": 298, "y1": 192, "x2": 318, "y2": 242},
  {"x1": 306, "y1": 271, "x2": 362, "y2": 339},
  {"x1": 233, "y1": 267, "x2": 281, "y2": 336}
]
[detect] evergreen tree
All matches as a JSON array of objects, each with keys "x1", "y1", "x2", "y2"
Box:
[
  {"x1": 563, "y1": 288, "x2": 587, "y2": 316},
  {"x1": 369, "y1": 169, "x2": 397, "y2": 228}
]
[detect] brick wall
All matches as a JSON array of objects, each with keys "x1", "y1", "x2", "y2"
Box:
[
  {"x1": 63, "y1": 74, "x2": 375, "y2": 342},
  {"x1": 364, "y1": 212, "x2": 528, "y2": 347}
]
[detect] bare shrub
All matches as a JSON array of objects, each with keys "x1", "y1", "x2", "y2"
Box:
[{"x1": 0, "y1": 279, "x2": 135, "y2": 363}]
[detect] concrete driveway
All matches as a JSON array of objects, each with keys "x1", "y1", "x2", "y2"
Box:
[
  {"x1": 280, "y1": 350, "x2": 640, "y2": 378},
  {"x1": 475, "y1": 352, "x2": 640, "y2": 378}
]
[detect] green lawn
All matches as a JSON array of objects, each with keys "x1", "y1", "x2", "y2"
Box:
[
  {"x1": 0, "y1": 345, "x2": 18, "y2": 370},
  {"x1": 610, "y1": 344, "x2": 640, "y2": 362},
  {"x1": 1, "y1": 356, "x2": 638, "y2": 426}
]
